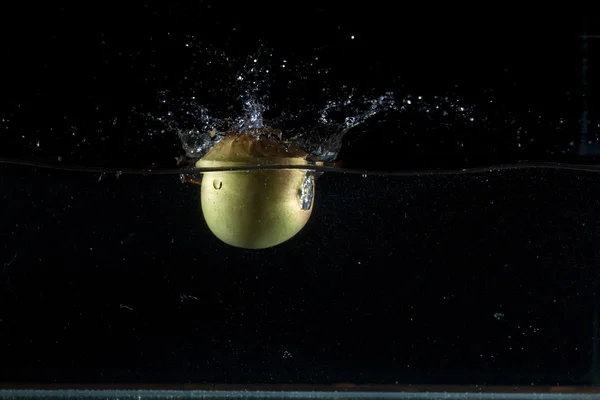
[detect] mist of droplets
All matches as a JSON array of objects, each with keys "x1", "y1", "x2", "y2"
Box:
[
  {"x1": 139, "y1": 39, "x2": 401, "y2": 162},
  {"x1": 135, "y1": 36, "x2": 577, "y2": 163},
  {"x1": 0, "y1": 32, "x2": 582, "y2": 164}
]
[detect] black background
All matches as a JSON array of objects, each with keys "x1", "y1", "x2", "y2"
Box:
[
  {"x1": 0, "y1": 6, "x2": 592, "y2": 169},
  {"x1": 1, "y1": 3, "x2": 600, "y2": 387}
]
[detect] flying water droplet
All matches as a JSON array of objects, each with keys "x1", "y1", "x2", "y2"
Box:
[{"x1": 140, "y1": 42, "x2": 397, "y2": 162}]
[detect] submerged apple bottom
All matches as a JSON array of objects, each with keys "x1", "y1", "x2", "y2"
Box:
[{"x1": 200, "y1": 169, "x2": 315, "y2": 249}]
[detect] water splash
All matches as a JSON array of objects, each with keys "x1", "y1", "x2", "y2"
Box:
[
  {"x1": 0, "y1": 33, "x2": 577, "y2": 166},
  {"x1": 144, "y1": 41, "x2": 398, "y2": 162},
  {"x1": 134, "y1": 36, "x2": 575, "y2": 165}
]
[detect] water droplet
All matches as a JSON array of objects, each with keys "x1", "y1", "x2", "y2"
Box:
[{"x1": 143, "y1": 43, "x2": 397, "y2": 161}]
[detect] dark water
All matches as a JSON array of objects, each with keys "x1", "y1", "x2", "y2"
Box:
[
  {"x1": 1, "y1": 2, "x2": 600, "y2": 393},
  {"x1": 1, "y1": 164, "x2": 600, "y2": 385}
]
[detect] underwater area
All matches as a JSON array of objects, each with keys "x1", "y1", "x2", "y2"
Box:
[{"x1": 1, "y1": 4, "x2": 600, "y2": 399}]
